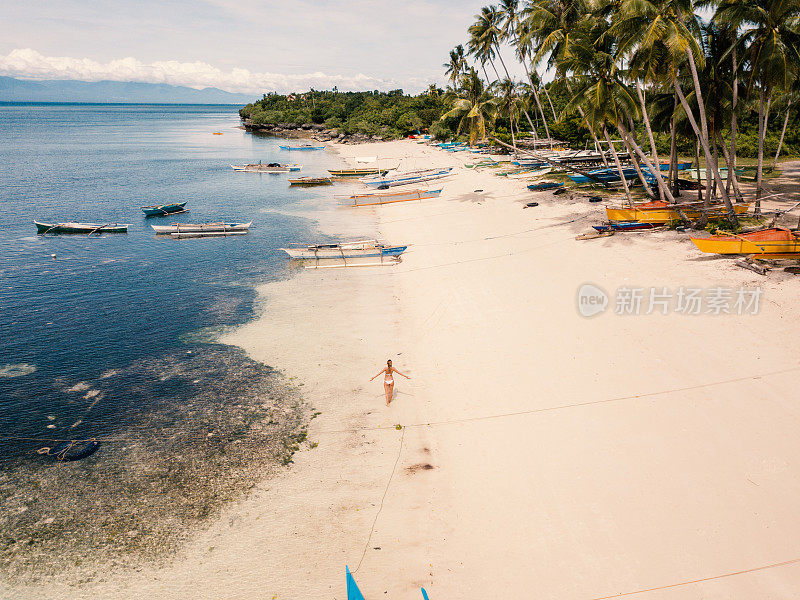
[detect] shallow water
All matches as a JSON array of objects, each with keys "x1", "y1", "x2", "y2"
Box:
[
  {"x1": 0, "y1": 103, "x2": 340, "y2": 580},
  {"x1": 0, "y1": 103, "x2": 339, "y2": 456}
]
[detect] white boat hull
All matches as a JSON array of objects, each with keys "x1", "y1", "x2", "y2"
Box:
[
  {"x1": 230, "y1": 164, "x2": 301, "y2": 172},
  {"x1": 338, "y1": 188, "x2": 443, "y2": 206},
  {"x1": 152, "y1": 221, "x2": 252, "y2": 234},
  {"x1": 361, "y1": 168, "x2": 453, "y2": 188}
]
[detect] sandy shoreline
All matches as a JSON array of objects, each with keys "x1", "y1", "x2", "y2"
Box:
[{"x1": 8, "y1": 140, "x2": 800, "y2": 599}]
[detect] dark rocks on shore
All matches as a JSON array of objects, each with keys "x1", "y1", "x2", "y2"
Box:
[{"x1": 241, "y1": 119, "x2": 388, "y2": 145}]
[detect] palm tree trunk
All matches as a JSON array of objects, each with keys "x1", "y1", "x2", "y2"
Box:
[
  {"x1": 542, "y1": 84, "x2": 557, "y2": 121},
  {"x1": 670, "y1": 96, "x2": 679, "y2": 197},
  {"x1": 636, "y1": 82, "x2": 663, "y2": 200},
  {"x1": 756, "y1": 86, "x2": 771, "y2": 212},
  {"x1": 564, "y1": 79, "x2": 608, "y2": 167},
  {"x1": 716, "y1": 132, "x2": 744, "y2": 202},
  {"x1": 728, "y1": 45, "x2": 738, "y2": 199},
  {"x1": 619, "y1": 128, "x2": 655, "y2": 198},
  {"x1": 529, "y1": 84, "x2": 552, "y2": 141},
  {"x1": 684, "y1": 49, "x2": 733, "y2": 211},
  {"x1": 695, "y1": 138, "x2": 702, "y2": 204},
  {"x1": 619, "y1": 120, "x2": 678, "y2": 205},
  {"x1": 603, "y1": 124, "x2": 632, "y2": 205},
  {"x1": 674, "y1": 74, "x2": 736, "y2": 226},
  {"x1": 510, "y1": 114, "x2": 517, "y2": 158},
  {"x1": 773, "y1": 100, "x2": 791, "y2": 171}
]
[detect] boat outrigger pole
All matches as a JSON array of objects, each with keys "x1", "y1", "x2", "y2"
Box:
[{"x1": 489, "y1": 136, "x2": 610, "y2": 187}]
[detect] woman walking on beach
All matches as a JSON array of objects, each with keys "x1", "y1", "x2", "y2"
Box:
[{"x1": 370, "y1": 359, "x2": 409, "y2": 406}]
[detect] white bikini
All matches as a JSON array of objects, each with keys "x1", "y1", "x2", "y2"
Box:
[{"x1": 384, "y1": 370, "x2": 394, "y2": 385}]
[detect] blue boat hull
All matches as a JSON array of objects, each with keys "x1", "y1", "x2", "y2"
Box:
[
  {"x1": 142, "y1": 202, "x2": 187, "y2": 216},
  {"x1": 527, "y1": 182, "x2": 563, "y2": 191},
  {"x1": 278, "y1": 145, "x2": 325, "y2": 151}
]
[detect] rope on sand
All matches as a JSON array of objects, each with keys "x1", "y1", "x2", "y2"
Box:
[
  {"x1": 352, "y1": 425, "x2": 405, "y2": 574},
  {"x1": 587, "y1": 556, "x2": 800, "y2": 599}
]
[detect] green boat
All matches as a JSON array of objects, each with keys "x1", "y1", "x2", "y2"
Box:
[{"x1": 35, "y1": 221, "x2": 129, "y2": 234}]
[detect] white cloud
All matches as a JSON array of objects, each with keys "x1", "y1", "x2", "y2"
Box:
[{"x1": 0, "y1": 48, "x2": 423, "y2": 94}]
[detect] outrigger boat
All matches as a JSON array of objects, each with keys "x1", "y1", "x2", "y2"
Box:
[
  {"x1": 361, "y1": 167, "x2": 453, "y2": 188},
  {"x1": 288, "y1": 176, "x2": 333, "y2": 186},
  {"x1": 328, "y1": 167, "x2": 390, "y2": 177},
  {"x1": 593, "y1": 221, "x2": 664, "y2": 233},
  {"x1": 690, "y1": 228, "x2": 800, "y2": 255},
  {"x1": 338, "y1": 188, "x2": 442, "y2": 207},
  {"x1": 606, "y1": 200, "x2": 752, "y2": 224},
  {"x1": 280, "y1": 239, "x2": 407, "y2": 259},
  {"x1": 569, "y1": 166, "x2": 639, "y2": 184},
  {"x1": 151, "y1": 222, "x2": 251, "y2": 234},
  {"x1": 35, "y1": 221, "x2": 129, "y2": 234},
  {"x1": 506, "y1": 167, "x2": 552, "y2": 180},
  {"x1": 141, "y1": 202, "x2": 187, "y2": 216},
  {"x1": 230, "y1": 162, "x2": 301, "y2": 172},
  {"x1": 278, "y1": 144, "x2": 325, "y2": 151},
  {"x1": 528, "y1": 182, "x2": 563, "y2": 191}
]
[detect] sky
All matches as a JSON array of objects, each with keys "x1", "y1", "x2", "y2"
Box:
[{"x1": 0, "y1": 0, "x2": 507, "y2": 95}]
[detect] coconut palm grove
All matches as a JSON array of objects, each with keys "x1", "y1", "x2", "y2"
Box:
[{"x1": 240, "y1": 0, "x2": 800, "y2": 228}]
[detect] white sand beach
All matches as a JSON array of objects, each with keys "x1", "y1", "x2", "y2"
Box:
[{"x1": 11, "y1": 141, "x2": 800, "y2": 600}]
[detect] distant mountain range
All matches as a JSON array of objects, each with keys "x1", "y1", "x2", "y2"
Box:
[{"x1": 0, "y1": 77, "x2": 254, "y2": 104}]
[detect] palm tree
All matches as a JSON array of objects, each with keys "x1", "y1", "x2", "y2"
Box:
[
  {"x1": 613, "y1": 0, "x2": 736, "y2": 224},
  {"x1": 440, "y1": 68, "x2": 499, "y2": 145},
  {"x1": 498, "y1": 0, "x2": 553, "y2": 140},
  {"x1": 443, "y1": 45, "x2": 467, "y2": 90},
  {"x1": 468, "y1": 7, "x2": 504, "y2": 82},
  {"x1": 496, "y1": 78, "x2": 523, "y2": 154},
  {"x1": 772, "y1": 80, "x2": 800, "y2": 169},
  {"x1": 521, "y1": 0, "x2": 608, "y2": 161},
  {"x1": 715, "y1": 0, "x2": 800, "y2": 211}
]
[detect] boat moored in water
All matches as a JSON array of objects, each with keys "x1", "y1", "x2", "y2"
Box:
[
  {"x1": 141, "y1": 202, "x2": 187, "y2": 216},
  {"x1": 35, "y1": 221, "x2": 129, "y2": 234},
  {"x1": 230, "y1": 162, "x2": 302, "y2": 172},
  {"x1": 151, "y1": 221, "x2": 252, "y2": 234},
  {"x1": 279, "y1": 144, "x2": 325, "y2": 151},
  {"x1": 288, "y1": 176, "x2": 333, "y2": 186}
]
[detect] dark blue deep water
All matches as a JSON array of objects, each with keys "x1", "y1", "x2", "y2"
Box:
[{"x1": 0, "y1": 103, "x2": 338, "y2": 458}]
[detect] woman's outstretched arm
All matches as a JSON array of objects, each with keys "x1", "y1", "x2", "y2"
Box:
[
  {"x1": 392, "y1": 368, "x2": 410, "y2": 379},
  {"x1": 369, "y1": 369, "x2": 385, "y2": 381}
]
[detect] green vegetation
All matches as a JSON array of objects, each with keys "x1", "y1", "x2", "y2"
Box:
[{"x1": 239, "y1": 88, "x2": 450, "y2": 139}]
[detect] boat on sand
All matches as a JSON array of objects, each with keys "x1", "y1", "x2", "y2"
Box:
[
  {"x1": 338, "y1": 188, "x2": 442, "y2": 206},
  {"x1": 690, "y1": 228, "x2": 800, "y2": 255},
  {"x1": 361, "y1": 167, "x2": 453, "y2": 188},
  {"x1": 280, "y1": 240, "x2": 407, "y2": 259},
  {"x1": 606, "y1": 200, "x2": 751, "y2": 224}
]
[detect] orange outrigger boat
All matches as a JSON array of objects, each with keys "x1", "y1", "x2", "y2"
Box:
[
  {"x1": 690, "y1": 228, "x2": 800, "y2": 255},
  {"x1": 606, "y1": 200, "x2": 751, "y2": 224}
]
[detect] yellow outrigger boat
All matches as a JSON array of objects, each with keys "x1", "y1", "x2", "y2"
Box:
[
  {"x1": 691, "y1": 228, "x2": 800, "y2": 255},
  {"x1": 606, "y1": 200, "x2": 751, "y2": 224}
]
